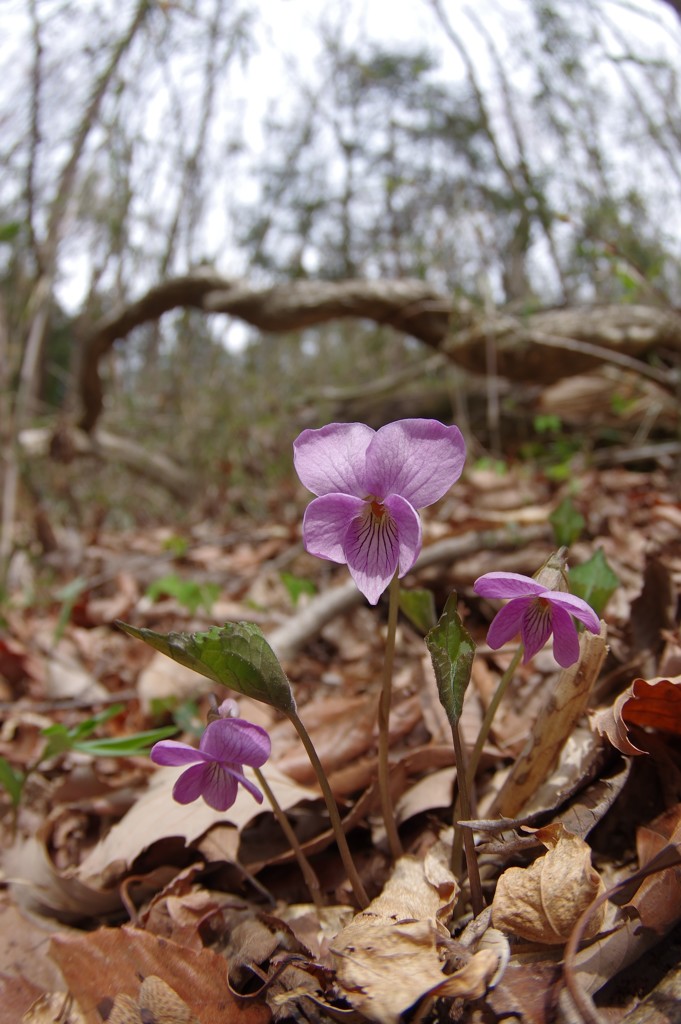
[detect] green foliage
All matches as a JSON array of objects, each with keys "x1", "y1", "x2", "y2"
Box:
[
  {"x1": 117, "y1": 620, "x2": 297, "y2": 715},
  {"x1": 520, "y1": 424, "x2": 583, "y2": 480},
  {"x1": 0, "y1": 706, "x2": 177, "y2": 811},
  {"x1": 473, "y1": 457, "x2": 508, "y2": 475},
  {"x1": 399, "y1": 588, "x2": 437, "y2": 635},
  {"x1": 162, "y1": 535, "x2": 190, "y2": 558},
  {"x1": 53, "y1": 577, "x2": 88, "y2": 643},
  {"x1": 425, "y1": 593, "x2": 475, "y2": 727},
  {"x1": 0, "y1": 757, "x2": 24, "y2": 808},
  {"x1": 569, "y1": 548, "x2": 619, "y2": 616},
  {"x1": 146, "y1": 574, "x2": 220, "y2": 616},
  {"x1": 549, "y1": 497, "x2": 585, "y2": 547},
  {"x1": 40, "y1": 704, "x2": 177, "y2": 761},
  {"x1": 534, "y1": 414, "x2": 562, "y2": 434},
  {"x1": 280, "y1": 571, "x2": 317, "y2": 607},
  {"x1": 0, "y1": 221, "x2": 20, "y2": 242}
]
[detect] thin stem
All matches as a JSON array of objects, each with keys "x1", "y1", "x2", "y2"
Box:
[
  {"x1": 377, "y1": 572, "x2": 403, "y2": 861},
  {"x1": 253, "y1": 766, "x2": 324, "y2": 910},
  {"x1": 450, "y1": 720, "x2": 484, "y2": 916},
  {"x1": 468, "y1": 645, "x2": 524, "y2": 785},
  {"x1": 451, "y1": 645, "x2": 523, "y2": 877},
  {"x1": 287, "y1": 710, "x2": 369, "y2": 908}
]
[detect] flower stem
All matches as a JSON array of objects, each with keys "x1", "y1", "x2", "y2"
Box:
[
  {"x1": 450, "y1": 718, "x2": 484, "y2": 916},
  {"x1": 377, "y1": 571, "x2": 403, "y2": 861},
  {"x1": 287, "y1": 710, "x2": 369, "y2": 908},
  {"x1": 450, "y1": 645, "x2": 523, "y2": 878},
  {"x1": 468, "y1": 645, "x2": 524, "y2": 785},
  {"x1": 252, "y1": 766, "x2": 324, "y2": 910}
]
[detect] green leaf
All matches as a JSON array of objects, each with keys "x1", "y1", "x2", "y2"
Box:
[
  {"x1": 280, "y1": 571, "x2": 316, "y2": 607},
  {"x1": 0, "y1": 757, "x2": 24, "y2": 807},
  {"x1": 116, "y1": 620, "x2": 296, "y2": 714},
  {"x1": 425, "y1": 593, "x2": 475, "y2": 727},
  {"x1": 146, "y1": 574, "x2": 220, "y2": 615},
  {"x1": 68, "y1": 703, "x2": 126, "y2": 740},
  {"x1": 73, "y1": 726, "x2": 178, "y2": 757},
  {"x1": 549, "y1": 497, "x2": 585, "y2": 547},
  {"x1": 569, "y1": 548, "x2": 619, "y2": 616},
  {"x1": 0, "y1": 221, "x2": 21, "y2": 243},
  {"x1": 53, "y1": 577, "x2": 88, "y2": 643},
  {"x1": 40, "y1": 723, "x2": 75, "y2": 759},
  {"x1": 399, "y1": 588, "x2": 437, "y2": 634}
]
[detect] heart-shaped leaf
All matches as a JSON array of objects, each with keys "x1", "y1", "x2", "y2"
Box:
[
  {"x1": 117, "y1": 621, "x2": 296, "y2": 714},
  {"x1": 425, "y1": 594, "x2": 475, "y2": 727}
]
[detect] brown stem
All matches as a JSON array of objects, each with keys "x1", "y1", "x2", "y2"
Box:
[
  {"x1": 377, "y1": 572, "x2": 404, "y2": 861},
  {"x1": 253, "y1": 766, "x2": 324, "y2": 909},
  {"x1": 450, "y1": 719, "x2": 484, "y2": 916},
  {"x1": 287, "y1": 710, "x2": 369, "y2": 908}
]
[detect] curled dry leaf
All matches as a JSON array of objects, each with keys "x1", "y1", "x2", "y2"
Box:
[
  {"x1": 592, "y1": 674, "x2": 681, "y2": 755},
  {"x1": 330, "y1": 842, "x2": 480, "y2": 1024},
  {"x1": 107, "y1": 975, "x2": 200, "y2": 1024},
  {"x1": 492, "y1": 823, "x2": 605, "y2": 945}
]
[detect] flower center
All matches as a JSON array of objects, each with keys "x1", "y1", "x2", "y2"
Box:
[{"x1": 369, "y1": 498, "x2": 386, "y2": 518}]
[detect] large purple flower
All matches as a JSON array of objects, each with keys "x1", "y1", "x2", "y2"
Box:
[
  {"x1": 294, "y1": 419, "x2": 466, "y2": 604},
  {"x1": 473, "y1": 572, "x2": 600, "y2": 668},
  {"x1": 150, "y1": 717, "x2": 271, "y2": 811}
]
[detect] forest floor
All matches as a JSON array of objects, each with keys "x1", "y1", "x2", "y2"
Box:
[{"x1": 1, "y1": 453, "x2": 680, "y2": 1024}]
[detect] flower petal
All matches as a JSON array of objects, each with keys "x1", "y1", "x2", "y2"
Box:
[
  {"x1": 486, "y1": 597, "x2": 531, "y2": 650},
  {"x1": 384, "y1": 493, "x2": 422, "y2": 576},
  {"x1": 150, "y1": 739, "x2": 209, "y2": 767},
  {"x1": 545, "y1": 591, "x2": 600, "y2": 634},
  {"x1": 520, "y1": 597, "x2": 554, "y2": 661},
  {"x1": 200, "y1": 718, "x2": 271, "y2": 767},
  {"x1": 226, "y1": 766, "x2": 264, "y2": 804},
  {"x1": 200, "y1": 762, "x2": 239, "y2": 811},
  {"x1": 549, "y1": 604, "x2": 582, "y2": 667},
  {"x1": 363, "y1": 419, "x2": 466, "y2": 508},
  {"x1": 172, "y1": 762, "x2": 215, "y2": 804},
  {"x1": 474, "y1": 572, "x2": 546, "y2": 599},
  {"x1": 293, "y1": 423, "x2": 374, "y2": 497},
  {"x1": 302, "y1": 493, "x2": 366, "y2": 564},
  {"x1": 343, "y1": 504, "x2": 400, "y2": 604}
]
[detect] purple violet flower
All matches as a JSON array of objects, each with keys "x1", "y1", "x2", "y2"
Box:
[
  {"x1": 150, "y1": 717, "x2": 271, "y2": 811},
  {"x1": 473, "y1": 571, "x2": 600, "y2": 668},
  {"x1": 294, "y1": 419, "x2": 466, "y2": 605}
]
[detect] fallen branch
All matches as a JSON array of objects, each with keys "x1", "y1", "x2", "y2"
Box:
[
  {"x1": 77, "y1": 273, "x2": 681, "y2": 433},
  {"x1": 19, "y1": 425, "x2": 193, "y2": 500}
]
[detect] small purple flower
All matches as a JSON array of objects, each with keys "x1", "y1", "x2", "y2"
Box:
[
  {"x1": 293, "y1": 419, "x2": 466, "y2": 604},
  {"x1": 473, "y1": 571, "x2": 600, "y2": 668},
  {"x1": 150, "y1": 717, "x2": 271, "y2": 811}
]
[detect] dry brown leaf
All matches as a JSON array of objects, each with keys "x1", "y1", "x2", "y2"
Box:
[
  {"x1": 137, "y1": 652, "x2": 214, "y2": 710},
  {"x1": 492, "y1": 823, "x2": 606, "y2": 944},
  {"x1": 0, "y1": 974, "x2": 46, "y2": 1024},
  {"x1": 105, "y1": 975, "x2": 201, "y2": 1024},
  {"x1": 592, "y1": 675, "x2": 681, "y2": 755},
  {"x1": 491, "y1": 623, "x2": 608, "y2": 818},
  {"x1": 330, "y1": 843, "x2": 463, "y2": 1024},
  {"x1": 22, "y1": 992, "x2": 87, "y2": 1024},
  {"x1": 566, "y1": 806, "x2": 681, "y2": 999},
  {"x1": 49, "y1": 925, "x2": 271, "y2": 1024},
  {"x1": 76, "y1": 762, "x2": 317, "y2": 888}
]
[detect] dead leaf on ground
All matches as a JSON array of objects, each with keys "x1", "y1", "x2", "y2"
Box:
[
  {"x1": 592, "y1": 675, "x2": 681, "y2": 755},
  {"x1": 49, "y1": 925, "x2": 271, "y2": 1024},
  {"x1": 76, "y1": 762, "x2": 317, "y2": 889},
  {"x1": 492, "y1": 823, "x2": 606, "y2": 944},
  {"x1": 329, "y1": 841, "x2": 479, "y2": 1024}
]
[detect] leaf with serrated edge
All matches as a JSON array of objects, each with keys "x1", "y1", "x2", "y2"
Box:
[
  {"x1": 116, "y1": 620, "x2": 296, "y2": 714},
  {"x1": 425, "y1": 593, "x2": 475, "y2": 726}
]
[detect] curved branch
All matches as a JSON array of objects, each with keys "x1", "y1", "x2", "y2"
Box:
[{"x1": 77, "y1": 272, "x2": 681, "y2": 433}]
